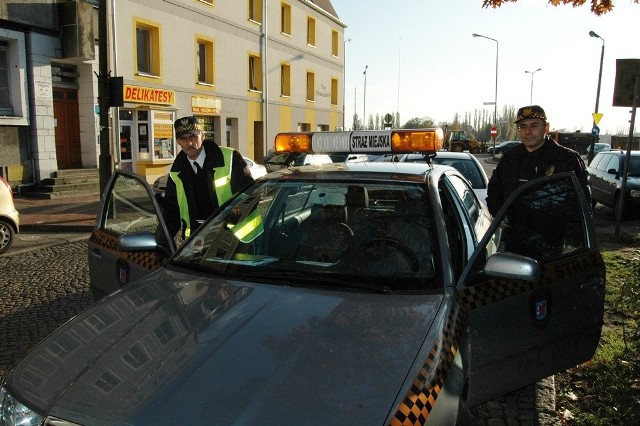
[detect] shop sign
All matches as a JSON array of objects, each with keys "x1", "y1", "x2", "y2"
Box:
[
  {"x1": 154, "y1": 123, "x2": 174, "y2": 139},
  {"x1": 191, "y1": 95, "x2": 221, "y2": 114},
  {"x1": 124, "y1": 85, "x2": 175, "y2": 105}
]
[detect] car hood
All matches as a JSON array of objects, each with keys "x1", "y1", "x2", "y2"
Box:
[{"x1": 6, "y1": 267, "x2": 444, "y2": 425}]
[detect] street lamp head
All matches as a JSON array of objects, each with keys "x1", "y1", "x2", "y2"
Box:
[
  {"x1": 589, "y1": 30, "x2": 600, "y2": 38},
  {"x1": 472, "y1": 33, "x2": 479, "y2": 37}
]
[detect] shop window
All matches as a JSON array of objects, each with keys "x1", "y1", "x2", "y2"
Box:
[
  {"x1": 196, "y1": 37, "x2": 215, "y2": 85},
  {"x1": 281, "y1": 3, "x2": 291, "y2": 35},
  {"x1": 135, "y1": 20, "x2": 161, "y2": 77},
  {"x1": 331, "y1": 30, "x2": 338, "y2": 57},
  {"x1": 249, "y1": 54, "x2": 262, "y2": 92},
  {"x1": 307, "y1": 17, "x2": 315, "y2": 46},
  {"x1": 152, "y1": 110, "x2": 175, "y2": 160},
  {"x1": 306, "y1": 71, "x2": 315, "y2": 102},
  {"x1": 249, "y1": 0, "x2": 262, "y2": 24},
  {"x1": 0, "y1": 44, "x2": 11, "y2": 114},
  {"x1": 331, "y1": 78, "x2": 338, "y2": 105},
  {"x1": 281, "y1": 63, "x2": 290, "y2": 97}
]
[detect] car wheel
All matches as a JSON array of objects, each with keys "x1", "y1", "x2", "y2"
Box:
[{"x1": 0, "y1": 219, "x2": 15, "y2": 254}]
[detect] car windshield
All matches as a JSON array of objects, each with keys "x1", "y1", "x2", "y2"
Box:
[
  {"x1": 627, "y1": 156, "x2": 640, "y2": 176},
  {"x1": 171, "y1": 179, "x2": 440, "y2": 293}
]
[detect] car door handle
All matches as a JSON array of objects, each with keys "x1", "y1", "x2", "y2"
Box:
[
  {"x1": 580, "y1": 276, "x2": 604, "y2": 291},
  {"x1": 89, "y1": 249, "x2": 103, "y2": 261}
]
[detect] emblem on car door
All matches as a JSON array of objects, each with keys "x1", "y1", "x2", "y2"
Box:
[{"x1": 529, "y1": 288, "x2": 552, "y2": 325}]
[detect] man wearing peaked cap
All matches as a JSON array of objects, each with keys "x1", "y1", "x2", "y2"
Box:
[
  {"x1": 486, "y1": 105, "x2": 590, "y2": 217},
  {"x1": 161, "y1": 116, "x2": 254, "y2": 239}
]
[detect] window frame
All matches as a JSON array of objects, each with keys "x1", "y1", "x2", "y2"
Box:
[
  {"x1": 331, "y1": 30, "x2": 338, "y2": 57},
  {"x1": 249, "y1": 0, "x2": 262, "y2": 24},
  {"x1": 196, "y1": 36, "x2": 215, "y2": 86},
  {"x1": 0, "y1": 30, "x2": 31, "y2": 124},
  {"x1": 281, "y1": 63, "x2": 291, "y2": 97},
  {"x1": 280, "y1": 2, "x2": 291, "y2": 35},
  {"x1": 134, "y1": 19, "x2": 161, "y2": 80},
  {"x1": 249, "y1": 54, "x2": 263, "y2": 92},
  {"x1": 330, "y1": 78, "x2": 338, "y2": 106},
  {"x1": 306, "y1": 16, "x2": 316, "y2": 46},
  {"x1": 306, "y1": 71, "x2": 315, "y2": 102}
]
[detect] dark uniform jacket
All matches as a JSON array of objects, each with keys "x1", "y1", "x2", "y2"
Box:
[
  {"x1": 162, "y1": 140, "x2": 254, "y2": 238},
  {"x1": 486, "y1": 136, "x2": 590, "y2": 216}
]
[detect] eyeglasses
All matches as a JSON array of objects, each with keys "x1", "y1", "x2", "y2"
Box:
[{"x1": 517, "y1": 122, "x2": 544, "y2": 131}]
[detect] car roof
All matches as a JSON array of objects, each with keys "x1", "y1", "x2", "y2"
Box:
[{"x1": 264, "y1": 160, "x2": 452, "y2": 182}]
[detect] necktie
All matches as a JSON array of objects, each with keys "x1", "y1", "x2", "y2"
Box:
[{"x1": 194, "y1": 162, "x2": 201, "y2": 175}]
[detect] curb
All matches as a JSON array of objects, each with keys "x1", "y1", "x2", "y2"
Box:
[{"x1": 536, "y1": 376, "x2": 561, "y2": 425}]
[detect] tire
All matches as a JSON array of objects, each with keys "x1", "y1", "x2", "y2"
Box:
[
  {"x1": 0, "y1": 219, "x2": 15, "y2": 254},
  {"x1": 452, "y1": 144, "x2": 464, "y2": 153}
]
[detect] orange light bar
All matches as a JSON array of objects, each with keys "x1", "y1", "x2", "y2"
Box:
[
  {"x1": 391, "y1": 129, "x2": 444, "y2": 152},
  {"x1": 274, "y1": 133, "x2": 312, "y2": 153}
]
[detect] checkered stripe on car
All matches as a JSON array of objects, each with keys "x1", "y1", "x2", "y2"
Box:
[
  {"x1": 457, "y1": 251, "x2": 604, "y2": 311},
  {"x1": 389, "y1": 302, "x2": 467, "y2": 426},
  {"x1": 89, "y1": 229, "x2": 166, "y2": 270}
]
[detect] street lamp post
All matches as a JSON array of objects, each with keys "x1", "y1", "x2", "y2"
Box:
[
  {"x1": 525, "y1": 68, "x2": 541, "y2": 105},
  {"x1": 473, "y1": 33, "x2": 498, "y2": 158},
  {"x1": 363, "y1": 65, "x2": 368, "y2": 130},
  {"x1": 588, "y1": 30, "x2": 605, "y2": 164},
  {"x1": 342, "y1": 38, "x2": 351, "y2": 130}
]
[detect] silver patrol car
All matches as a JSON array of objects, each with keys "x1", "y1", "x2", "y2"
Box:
[{"x1": 1, "y1": 129, "x2": 604, "y2": 425}]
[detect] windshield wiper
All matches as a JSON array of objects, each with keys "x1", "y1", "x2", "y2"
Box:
[{"x1": 238, "y1": 270, "x2": 394, "y2": 294}]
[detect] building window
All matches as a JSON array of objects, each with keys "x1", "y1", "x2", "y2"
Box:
[
  {"x1": 281, "y1": 63, "x2": 291, "y2": 97},
  {"x1": 306, "y1": 71, "x2": 315, "y2": 101},
  {"x1": 249, "y1": 54, "x2": 262, "y2": 92},
  {"x1": 0, "y1": 44, "x2": 11, "y2": 114},
  {"x1": 135, "y1": 20, "x2": 160, "y2": 77},
  {"x1": 196, "y1": 37, "x2": 214, "y2": 85},
  {"x1": 331, "y1": 78, "x2": 338, "y2": 105},
  {"x1": 332, "y1": 30, "x2": 338, "y2": 57},
  {"x1": 249, "y1": 0, "x2": 262, "y2": 23},
  {"x1": 281, "y1": 3, "x2": 291, "y2": 35},
  {"x1": 307, "y1": 17, "x2": 315, "y2": 46},
  {"x1": 0, "y1": 30, "x2": 28, "y2": 123}
]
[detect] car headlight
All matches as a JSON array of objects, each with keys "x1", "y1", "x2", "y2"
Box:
[{"x1": 0, "y1": 386, "x2": 43, "y2": 426}]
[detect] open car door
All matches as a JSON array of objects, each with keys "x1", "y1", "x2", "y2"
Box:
[
  {"x1": 460, "y1": 172, "x2": 605, "y2": 406},
  {"x1": 88, "y1": 171, "x2": 174, "y2": 299}
]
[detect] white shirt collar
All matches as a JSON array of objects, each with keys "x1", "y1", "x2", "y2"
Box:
[{"x1": 190, "y1": 150, "x2": 206, "y2": 173}]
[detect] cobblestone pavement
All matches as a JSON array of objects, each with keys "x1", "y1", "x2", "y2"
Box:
[
  {"x1": 0, "y1": 240, "x2": 94, "y2": 381},
  {"x1": 0, "y1": 238, "x2": 553, "y2": 425}
]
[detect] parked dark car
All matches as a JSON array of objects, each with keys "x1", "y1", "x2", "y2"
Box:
[
  {"x1": 587, "y1": 150, "x2": 640, "y2": 218},
  {"x1": 486, "y1": 141, "x2": 521, "y2": 155}
]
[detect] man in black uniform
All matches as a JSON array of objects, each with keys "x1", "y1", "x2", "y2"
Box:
[
  {"x1": 162, "y1": 116, "x2": 254, "y2": 239},
  {"x1": 486, "y1": 105, "x2": 590, "y2": 217},
  {"x1": 486, "y1": 105, "x2": 591, "y2": 259}
]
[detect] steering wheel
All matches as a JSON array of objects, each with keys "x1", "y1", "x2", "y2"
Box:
[{"x1": 365, "y1": 237, "x2": 419, "y2": 272}]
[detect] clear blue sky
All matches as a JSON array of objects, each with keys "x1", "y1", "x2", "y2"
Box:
[{"x1": 332, "y1": 0, "x2": 640, "y2": 135}]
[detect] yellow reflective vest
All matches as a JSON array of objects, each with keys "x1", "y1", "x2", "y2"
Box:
[{"x1": 169, "y1": 147, "x2": 234, "y2": 238}]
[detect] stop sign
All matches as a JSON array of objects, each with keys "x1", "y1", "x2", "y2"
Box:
[{"x1": 490, "y1": 127, "x2": 497, "y2": 137}]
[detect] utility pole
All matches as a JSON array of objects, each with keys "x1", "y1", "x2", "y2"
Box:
[{"x1": 98, "y1": 0, "x2": 113, "y2": 196}]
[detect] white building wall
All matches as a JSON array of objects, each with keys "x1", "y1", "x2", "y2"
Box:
[{"x1": 27, "y1": 32, "x2": 59, "y2": 181}]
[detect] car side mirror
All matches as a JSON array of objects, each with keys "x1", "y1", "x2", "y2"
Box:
[
  {"x1": 484, "y1": 252, "x2": 541, "y2": 282},
  {"x1": 119, "y1": 231, "x2": 172, "y2": 258}
]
